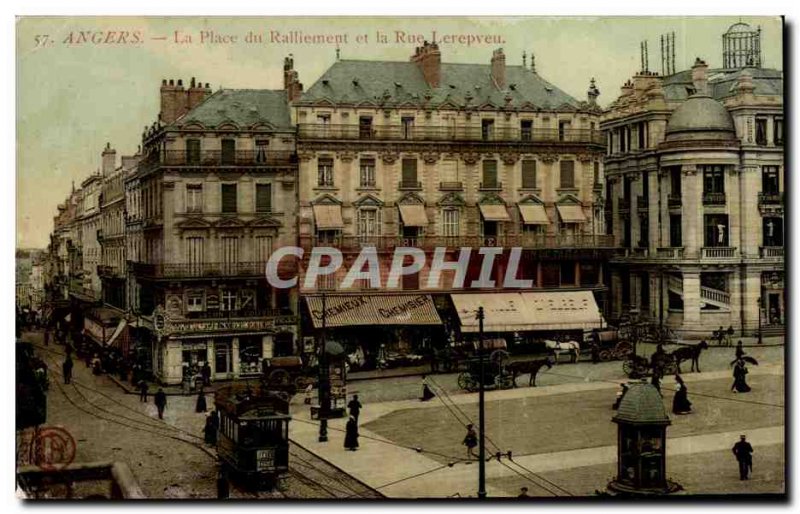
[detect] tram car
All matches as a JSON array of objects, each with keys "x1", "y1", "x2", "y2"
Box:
[{"x1": 215, "y1": 385, "x2": 291, "y2": 489}]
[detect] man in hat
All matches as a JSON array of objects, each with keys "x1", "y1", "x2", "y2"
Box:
[{"x1": 732, "y1": 435, "x2": 754, "y2": 480}]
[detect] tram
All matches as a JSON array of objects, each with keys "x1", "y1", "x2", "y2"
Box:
[{"x1": 214, "y1": 385, "x2": 291, "y2": 489}]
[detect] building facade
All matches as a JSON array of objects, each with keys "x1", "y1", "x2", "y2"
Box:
[{"x1": 602, "y1": 23, "x2": 784, "y2": 336}]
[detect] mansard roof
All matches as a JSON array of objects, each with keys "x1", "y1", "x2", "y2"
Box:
[{"x1": 173, "y1": 89, "x2": 293, "y2": 131}]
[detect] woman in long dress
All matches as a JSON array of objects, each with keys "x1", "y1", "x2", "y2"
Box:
[
  {"x1": 196, "y1": 388, "x2": 207, "y2": 412},
  {"x1": 420, "y1": 375, "x2": 435, "y2": 401},
  {"x1": 732, "y1": 359, "x2": 751, "y2": 393},
  {"x1": 344, "y1": 416, "x2": 359, "y2": 451},
  {"x1": 672, "y1": 375, "x2": 692, "y2": 414}
]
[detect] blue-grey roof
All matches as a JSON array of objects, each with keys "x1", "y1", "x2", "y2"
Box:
[
  {"x1": 613, "y1": 382, "x2": 671, "y2": 425},
  {"x1": 662, "y1": 67, "x2": 783, "y2": 101},
  {"x1": 298, "y1": 59, "x2": 583, "y2": 111},
  {"x1": 666, "y1": 95, "x2": 736, "y2": 135},
  {"x1": 173, "y1": 89, "x2": 292, "y2": 131}
]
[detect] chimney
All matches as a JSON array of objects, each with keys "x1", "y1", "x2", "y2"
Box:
[
  {"x1": 691, "y1": 57, "x2": 709, "y2": 95},
  {"x1": 410, "y1": 41, "x2": 441, "y2": 88},
  {"x1": 159, "y1": 78, "x2": 189, "y2": 124},
  {"x1": 101, "y1": 142, "x2": 116, "y2": 176},
  {"x1": 283, "y1": 55, "x2": 304, "y2": 102},
  {"x1": 491, "y1": 48, "x2": 506, "y2": 88},
  {"x1": 187, "y1": 76, "x2": 211, "y2": 111}
]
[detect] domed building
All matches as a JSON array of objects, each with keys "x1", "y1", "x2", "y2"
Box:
[{"x1": 602, "y1": 22, "x2": 784, "y2": 337}]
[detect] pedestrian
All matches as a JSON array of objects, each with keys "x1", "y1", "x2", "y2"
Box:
[
  {"x1": 217, "y1": 468, "x2": 229, "y2": 499},
  {"x1": 651, "y1": 367, "x2": 662, "y2": 396},
  {"x1": 201, "y1": 362, "x2": 212, "y2": 387},
  {"x1": 420, "y1": 375, "x2": 435, "y2": 402},
  {"x1": 347, "y1": 394, "x2": 362, "y2": 424},
  {"x1": 304, "y1": 383, "x2": 314, "y2": 405},
  {"x1": 716, "y1": 326, "x2": 725, "y2": 346},
  {"x1": 517, "y1": 486, "x2": 530, "y2": 498},
  {"x1": 591, "y1": 341, "x2": 600, "y2": 364},
  {"x1": 62, "y1": 355, "x2": 73, "y2": 384},
  {"x1": 154, "y1": 388, "x2": 167, "y2": 419},
  {"x1": 672, "y1": 374, "x2": 692, "y2": 414},
  {"x1": 732, "y1": 435, "x2": 754, "y2": 480},
  {"x1": 612, "y1": 383, "x2": 628, "y2": 410},
  {"x1": 44, "y1": 329, "x2": 50, "y2": 347},
  {"x1": 204, "y1": 414, "x2": 218, "y2": 445},
  {"x1": 732, "y1": 358, "x2": 751, "y2": 393},
  {"x1": 463, "y1": 424, "x2": 478, "y2": 460},
  {"x1": 735, "y1": 340, "x2": 745, "y2": 360},
  {"x1": 138, "y1": 379, "x2": 149, "y2": 402},
  {"x1": 344, "y1": 415, "x2": 359, "y2": 451},
  {"x1": 196, "y1": 388, "x2": 207, "y2": 413}
]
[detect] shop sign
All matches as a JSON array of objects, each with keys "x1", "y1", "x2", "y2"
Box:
[{"x1": 168, "y1": 318, "x2": 275, "y2": 335}]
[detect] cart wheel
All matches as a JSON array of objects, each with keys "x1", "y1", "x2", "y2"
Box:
[
  {"x1": 616, "y1": 341, "x2": 632, "y2": 355},
  {"x1": 269, "y1": 369, "x2": 291, "y2": 387},
  {"x1": 490, "y1": 349, "x2": 510, "y2": 367},
  {"x1": 496, "y1": 375, "x2": 514, "y2": 390},
  {"x1": 457, "y1": 372, "x2": 472, "y2": 391},
  {"x1": 599, "y1": 350, "x2": 613, "y2": 362}
]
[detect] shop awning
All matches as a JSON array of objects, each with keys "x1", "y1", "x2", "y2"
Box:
[
  {"x1": 451, "y1": 291, "x2": 604, "y2": 333},
  {"x1": 107, "y1": 319, "x2": 127, "y2": 348},
  {"x1": 305, "y1": 294, "x2": 442, "y2": 328},
  {"x1": 518, "y1": 204, "x2": 550, "y2": 225},
  {"x1": 479, "y1": 204, "x2": 511, "y2": 222},
  {"x1": 313, "y1": 204, "x2": 344, "y2": 230},
  {"x1": 398, "y1": 204, "x2": 429, "y2": 227},
  {"x1": 556, "y1": 204, "x2": 587, "y2": 223}
]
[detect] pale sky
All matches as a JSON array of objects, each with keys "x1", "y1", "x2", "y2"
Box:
[{"x1": 16, "y1": 16, "x2": 783, "y2": 249}]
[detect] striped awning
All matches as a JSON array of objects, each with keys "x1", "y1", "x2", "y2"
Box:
[
  {"x1": 107, "y1": 319, "x2": 127, "y2": 348},
  {"x1": 451, "y1": 291, "x2": 604, "y2": 333},
  {"x1": 556, "y1": 204, "x2": 587, "y2": 223},
  {"x1": 305, "y1": 294, "x2": 442, "y2": 328},
  {"x1": 313, "y1": 204, "x2": 344, "y2": 230},
  {"x1": 479, "y1": 204, "x2": 511, "y2": 222},
  {"x1": 398, "y1": 204, "x2": 429, "y2": 227},
  {"x1": 518, "y1": 204, "x2": 550, "y2": 225}
]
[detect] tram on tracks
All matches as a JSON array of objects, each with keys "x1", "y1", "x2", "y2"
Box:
[{"x1": 215, "y1": 385, "x2": 291, "y2": 490}]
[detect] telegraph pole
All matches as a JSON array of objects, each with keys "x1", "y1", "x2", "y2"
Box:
[
  {"x1": 318, "y1": 292, "x2": 330, "y2": 442},
  {"x1": 477, "y1": 306, "x2": 487, "y2": 499}
]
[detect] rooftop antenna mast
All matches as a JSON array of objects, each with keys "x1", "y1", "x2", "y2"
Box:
[
  {"x1": 640, "y1": 40, "x2": 649, "y2": 73},
  {"x1": 660, "y1": 32, "x2": 676, "y2": 75}
]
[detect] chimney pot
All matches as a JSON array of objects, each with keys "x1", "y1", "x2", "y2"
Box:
[
  {"x1": 169, "y1": 79, "x2": 174, "y2": 86},
  {"x1": 191, "y1": 77, "x2": 196, "y2": 88},
  {"x1": 162, "y1": 79, "x2": 167, "y2": 86}
]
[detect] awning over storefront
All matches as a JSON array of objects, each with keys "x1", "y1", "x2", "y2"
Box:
[
  {"x1": 398, "y1": 204, "x2": 429, "y2": 227},
  {"x1": 479, "y1": 204, "x2": 511, "y2": 222},
  {"x1": 451, "y1": 291, "x2": 604, "y2": 333},
  {"x1": 518, "y1": 204, "x2": 550, "y2": 225},
  {"x1": 313, "y1": 204, "x2": 344, "y2": 230},
  {"x1": 556, "y1": 204, "x2": 587, "y2": 223},
  {"x1": 107, "y1": 319, "x2": 127, "y2": 348},
  {"x1": 305, "y1": 294, "x2": 442, "y2": 328}
]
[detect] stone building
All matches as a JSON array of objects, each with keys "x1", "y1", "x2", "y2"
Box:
[
  {"x1": 292, "y1": 44, "x2": 613, "y2": 359},
  {"x1": 129, "y1": 78, "x2": 299, "y2": 384},
  {"x1": 602, "y1": 23, "x2": 784, "y2": 336}
]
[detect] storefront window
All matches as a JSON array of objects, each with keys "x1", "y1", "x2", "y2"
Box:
[
  {"x1": 239, "y1": 336, "x2": 262, "y2": 376},
  {"x1": 182, "y1": 346, "x2": 207, "y2": 378}
]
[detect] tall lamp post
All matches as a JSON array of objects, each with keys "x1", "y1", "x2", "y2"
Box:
[
  {"x1": 318, "y1": 292, "x2": 330, "y2": 442},
  {"x1": 757, "y1": 295, "x2": 763, "y2": 345},
  {"x1": 477, "y1": 306, "x2": 486, "y2": 499}
]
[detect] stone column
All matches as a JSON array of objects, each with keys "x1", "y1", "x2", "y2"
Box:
[
  {"x1": 682, "y1": 272, "x2": 701, "y2": 328},
  {"x1": 232, "y1": 337, "x2": 240, "y2": 378},
  {"x1": 739, "y1": 165, "x2": 761, "y2": 258},
  {"x1": 727, "y1": 166, "x2": 741, "y2": 256},
  {"x1": 207, "y1": 338, "x2": 216, "y2": 376},
  {"x1": 728, "y1": 270, "x2": 742, "y2": 333},
  {"x1": 682, "y1": 166, "x2": 701, "y2": 258},
  {"x1": 648, "y1": 169, "x2": 659, "y2": 252}
]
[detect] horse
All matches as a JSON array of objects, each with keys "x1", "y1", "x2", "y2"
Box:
[
  {"x1": 507, "y1": 357, "x2": 555, "y2": 387},
  {"x1": 670, "y1": 341, "x2": 708, "y2": 373},
  {"x1": 543, "y1": 340, "x2": 581, "y2": 364}
]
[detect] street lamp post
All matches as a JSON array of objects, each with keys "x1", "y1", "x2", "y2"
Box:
[
  {"x1": 477, "y1": 306, "x2": 486, "y2": 499},
  {"x1": 318, "y1": 292, "x2": 330, "y2": 442},
  {"x1": 757, "y1": 296, "x2": 763, "y2": 345}
]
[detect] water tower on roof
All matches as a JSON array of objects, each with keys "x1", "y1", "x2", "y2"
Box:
[{"x1": 723, "y1": 22, "x2": 762, "y2": 69}]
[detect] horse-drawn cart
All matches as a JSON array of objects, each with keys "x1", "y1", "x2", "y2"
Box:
[
  {"x1": 261, "y1": 356, "x2": 316, "y2": 395},
  {"x1": 456, "y1": 349, "x2": 513, "y2": 392},
  {"x1": 590, "y1": 329, "x2": 633, "y2": 362}
]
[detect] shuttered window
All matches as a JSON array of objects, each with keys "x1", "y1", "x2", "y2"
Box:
[
  {"x1": 221, "y1": 184, "x2": 237, "y2": 213},
  {"x1": 255, "y1": 183, "x2": 272, "y2": 213},
  {"x1": 221, "y1": 236, "x2": 240, "y2": 274},
  {"x1": 521, "y1": 160, "x2": 537, "y2": 189},
  {"x1": 560, "y1": 160, "x2": 575, "y2": 188},
  {"x1": 185, "y1": 237, "x2": 204, "y2": 275},
  {"x1": 255, "y1": 236, "x2": 273, "y2": 264},
  {"x1": 482, "y1": 160, "x2": 498, "y2": 188},
  {"x1": 186, "y1": 139, "x2": 201, "y2": 164},
  {"x1": 401, "y1": 159, "x2": 418, "y2": 186}
]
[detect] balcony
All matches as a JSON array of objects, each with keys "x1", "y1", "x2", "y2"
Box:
[
  {"x1": 702, "y1": 247, "x2": 736, "y2": 259},
  {"x1": 758, "y1": 192, "x2": 783, "y2": 205},
  {"x1": 298, "y1": 234, "x2": 617, "y2": 253},
  {"x1": 656, "y1": 247, "x2": 684, "y2": 259},
  {"x1": 131, "y1": 261, "x2": 269, "y2": 279},
  {"x1": 702, "y1": 192, "x2": 726, "y2": 205},
  {"x1": 439, "y1": 181, "x2": 464, "y2": 191},
  {"x1": 398, "y1": 180, "x2": 422, "y2": 191},
  {"x1": 144, "y1": 150, "x2": 296, "y2": 171},
  {"x1": 479, "y1": 181, "x2": 503, "y2": 191},
  {"x1": 760, "y1": 246, "x2": 784, "y2": 259},
  {"x1": 297, "y1": 124, "x2": 605, "y2": 144},
  {"x1": 667, "y1": 194, "x2": 682, "y2": 208}
]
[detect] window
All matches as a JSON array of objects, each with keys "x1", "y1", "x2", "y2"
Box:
[
  {"x1": 560, "y1": 261, "x2": 576, "y2": 286},
  {"x1": 639, "y1": 214, "x2": 649, "y2": 247},
  {"x1": 520, "y1": 120, "x2": 532, "y2": 141},
  {"x1": 186, "y1": 139, "x2": 201, "y2": 165},
  {"x1": 357, "y1": 208, "x2": 380, "y2": 239},
  {"x1": 220, "y1": 236, "x2": 240, "y2": 274},
  {"x1": 763, "y1": 217, "x2": 783, "y2": 247},
  {"x1": 255, "y1": 183, "x2": 272, "y2": 213},
  {"x1": 638, "y1": 122, "x2": 647, "y2": 149},
  {"x1": 316, "y1": 230, "x2": 340, "y2": 245},
  {"x1": 481, "y1": 119, "x2": 495, "y2": 141},
  {"x1": 221, "y1": 184, "x2": 237, "y2": 213},
  {"x1": 221, "y1": 139, "x2": 236, "y2": 165},
  {"x1": 221, "y1": 289, "x2": 237, "y2": 311},
  {"x1": 186, "y1": 184, "x2": 203, "y2": 213},
  {"x1": 701, "y1": 165, "x2": 725, "y2": 194},
  {"x1": 359, "y1": 116, "x2": 373, "y2": 139},
  {"x1": 255, "y1": 140, "x2": 269, "y2": 163},
  {"x1": 255, "y1": 236, "x2": 273, "y2": 263},
  {"x1": 521, "y1": 160, "x2": 537, "y2": 189},
  {"x1": 442, "y1": 209, "x2": 460, "y2": 237},
  {"x1": 401, "y1": 159, "x2": 418, "y2": 187},
  {"x1": 670, "y1": 214, "x2": 682, "y2": 247},
  {"x1": 359, "y1": 158, "x2": 376, "y2": 188},
  {"x1": 317, "y1": 158, "x2": 334, "y2": 187},
  {"x1": 762, "y1": 166, "x2": 780, "y2": 195},
  {"x1": 558, "y1": 120, "x2": 571, "y2": 142},
  {"x1": 774, "y1": 118, "x2": 784, "y2": 145},
  {"x1": 704, "y1": 214, "x2": 728, "y2": 247},
  {"x1": 482, "y1": 160, "x2": 498, "y2": 188},
  {"x1": 593, "y1": 162, "x2": 600, "y2": 186},
  {"x1": 670, "y1": 167, "x2": 682, "y2": 195},
  {"x1": 618, "y1": 128, "x2": 627, "y2": 153},
  {"x1": 401, "y1": 117, "x2": 415, "y2": 139},
  {"x1": 185, "y1": 237, "x2": 204, "y2": 275},
  {"x1": 559, "y1": 160, "x2": 575, "y2": 189},
  {"x1": 755, "y1": 118, "x2": 768, "y2": 145},
  {"x1": 187, "y1": 290, "x2": 204, "y2": 312},
  {"x1": 317, "y1": 114, "x2": 331, "y2": 125}
]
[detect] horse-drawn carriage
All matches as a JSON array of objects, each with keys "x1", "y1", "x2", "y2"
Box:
[
  {"x1": 260, "y1": 356, "x2": 316, "y2": 397},
  {"x1": 589, "y1": 328, "x2": 633, "y2": 362},
  {"x1": 435, "y1": 338, "x2": 507, "y2": 373},
  {"x1": 456, "y1": 347, "x2": 513, "y2": 392}
]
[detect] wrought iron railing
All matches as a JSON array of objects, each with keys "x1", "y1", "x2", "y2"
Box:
[
  {"x1": 439, "y1": 181, "x2": 464, "y2": 191},
  {"x1": 758, "y1": 192, "x2": 783, "y2": 205},
  {"x1": 147, "y1": 150, "x2": 295, "y2": 169},
  {"x1": 131, "y1": 261, "x2": 270, "y2": 278},
  {"x1": 702, "y1": 192, "x2": 726, "y2": 205}
]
